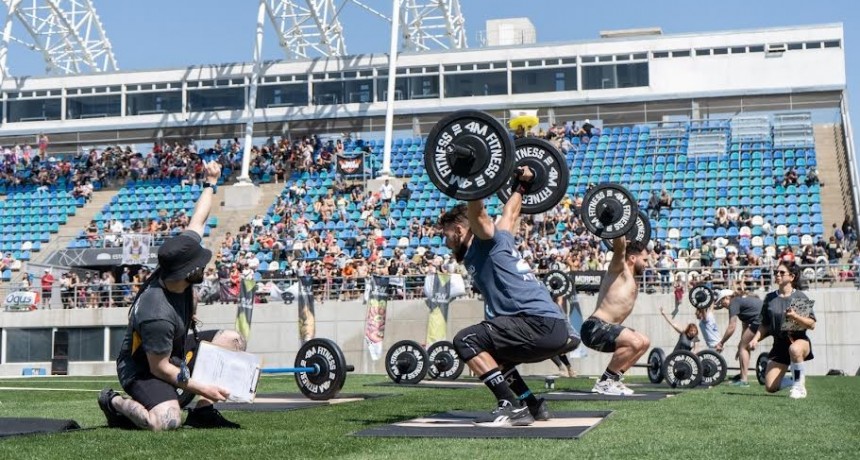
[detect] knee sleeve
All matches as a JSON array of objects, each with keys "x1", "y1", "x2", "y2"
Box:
[{"x1": 453, "y1": 324, "x2": 486, "y2": 362}]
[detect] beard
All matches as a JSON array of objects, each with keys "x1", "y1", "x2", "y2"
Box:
[{"x1": 633, "y1": 262, "x2": 645, "y2": 277}]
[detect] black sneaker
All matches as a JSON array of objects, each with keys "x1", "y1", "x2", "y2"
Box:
[
  {"x1": 184, "y1": 405, "x2": 241, "y2": 429},
  {"x1": 97, "y1": 388, "x2": 136, "y2": 429},
  {"x1": 528, "y1": 398, "x2": 550, "y2": 421},
  {"x1": 473, "y1": 400, "x2": 535, "y2": 427}
]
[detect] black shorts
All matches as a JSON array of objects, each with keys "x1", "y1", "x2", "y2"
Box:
[
  {"x1": 42, "y1": 289, "x2": 52, "y2": 299},
  {"x1": 742, "y1": 320, "x2": 760, "y2": 335},
  {"x1": 120, "y1": 330, "x2": 219, "y2": 411},
  {"x1": 453, "y1": 315, "x2": 577, "y2": 368},
  {"x1": 580, "y1": 316, "x2": 629, "y2": 353},
  {"x1": 768, "y1": 332, "x2": 814, "y2": 366}
]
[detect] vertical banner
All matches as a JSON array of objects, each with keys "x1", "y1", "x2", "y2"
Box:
[
  {"x1": 297, "y1": 276, "x2": 316, "y2": 344},
  {"x1": 568, "y1": 288, "x2": 588, "y2": 358},
  {"x1": 122, "y1": 234, "x2": 151, "y2": 265},
  {"x1": 235, "y1": 279, "x2": 257, "y2": 340},
  {"x1": 363, "y1": 276, "x2": 390, "y2": 360},
  {"x1": 423, "y1": 273, "x2": 466, "y2": 345}
]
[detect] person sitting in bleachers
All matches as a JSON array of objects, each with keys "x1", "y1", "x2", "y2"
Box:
[
  {"x1": 646, "y1": 193, "x2": 662, "y2": 219},
  {"x1": 659, "y1": 189, "x2": 673, "y2": 211},
  {"x1": 396, "y1": 182, "x2": 411, "y2": 202},
  {"x1": 782, "y1": 167, "x2": 799, "y2": 187},
  {"x1": 715, "y1": 207, "x2": 730, "y2": 228},
  {"x1": 805, "y1": 168, "x2": 821, "y2": 187}
]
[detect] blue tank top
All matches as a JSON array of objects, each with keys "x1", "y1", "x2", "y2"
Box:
[{"x1": 463, "y1": 229, "x2": 566, "y2": 320}]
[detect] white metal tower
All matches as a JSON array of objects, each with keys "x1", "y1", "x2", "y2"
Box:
[{"x1": 0, "y1": 0, "x2": 118, "y2": 78}]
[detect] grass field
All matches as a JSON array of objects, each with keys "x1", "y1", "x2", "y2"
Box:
[{"x1": 1, "y1": 374, "x2": 859, "y2": 459}]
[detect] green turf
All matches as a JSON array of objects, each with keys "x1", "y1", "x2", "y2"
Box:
[{"x1": 0, "y1": 375, "x2": 858, "y2": 459}]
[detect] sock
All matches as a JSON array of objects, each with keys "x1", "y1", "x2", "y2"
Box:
[
  {"x1": 792, "y1": 363, "x2": 804, "y2": 384},
  {"x1": 600, "y1": 368, "x2": 621, "y2": 382},
  {"x1": 504, "y1": 369, "x2": 539, "y2": 408},
  {"x1": 480, "y1": 368, "x2": 517, "y2": 404}
]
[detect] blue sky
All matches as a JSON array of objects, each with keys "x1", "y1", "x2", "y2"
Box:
[{"x1": 3, "y1": 0, "x2": 858, "y2": 135}]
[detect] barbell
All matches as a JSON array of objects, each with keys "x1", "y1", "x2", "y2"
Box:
[
  {"x1": 636, "y1": 347, "x2": 768, "y2": 388},
  {"x1": 386, "y1": 339, "x2": 465, "y2": 384},
  {"x1": 178, "y1": 338, "x2": 354, "y2": 406},
  {"x1": 423, "y1": 110, "x2": 651, "y2": 247}
]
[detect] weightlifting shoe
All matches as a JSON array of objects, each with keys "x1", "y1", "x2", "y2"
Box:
[
  {"x1": 97, "y1": 388, "x2": 136, "y2": 429},
  {"x1": 614, "y1": 379, "x2": 635, "y2": 396},
  {"x1": 184, "y1": 404, "x2": 241, "y2": 429},
  {"x1": 592, "y1": 379, "x2": 634, "y2": 396},
  {"x1": 729, "y1": 380, "x2": 750, "y2": 387},
  {"x1": 473, "y1": 400, "x2": 534, "y2": 427},
  {"x1": 789, "y1": 384, "x2": 807, "y2": 400},
  {"x1": 528, "y1": 398, "x2": 550, "y2": 421}
]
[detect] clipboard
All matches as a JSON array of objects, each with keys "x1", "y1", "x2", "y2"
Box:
[{"x1": 192, "y1": 341, "x2": 262, "y2": 403}]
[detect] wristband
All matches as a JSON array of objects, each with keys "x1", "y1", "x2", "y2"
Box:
[{"x1": 203, "y1": 182, "x2": 218, "y2": 194}]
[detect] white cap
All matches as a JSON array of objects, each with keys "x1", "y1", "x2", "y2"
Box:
[{"x1": 715, "y1": 289, "x2": 734, "y2": 305}]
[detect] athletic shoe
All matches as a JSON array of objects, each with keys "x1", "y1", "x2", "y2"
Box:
[
  {"x1": 789, "y1": 384, "x2": 807, "y2": 400},
  {"x1": 473, "y1": 400, "x2": 535, "y2": 427},
  {"x1": 528, "y1": 398, "x2": 550, "y2": 421},
  {"x1": 614, "y1": 379, "x2": 635, "y2": 396},
  {"x1": 729, "y1": 380, "x2": 750, "y2": 387},
  {"x1": 591, "y1": 379, "x2": 633, "y2": 396},
  {"x1": 97, "y1": 388, "x2": 136, "y2": 429},
  {"x1": 184, "y1": 405, "x2": 241, "y2": 429}
]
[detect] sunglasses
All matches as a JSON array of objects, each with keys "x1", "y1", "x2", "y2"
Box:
[{"x1": 775, "y1": 270, "x2": 790, "y2": 276}]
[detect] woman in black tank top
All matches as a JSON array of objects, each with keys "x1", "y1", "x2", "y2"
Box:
[{"x1": 659, "y1": 307, "x2": 700, "y2": 352}]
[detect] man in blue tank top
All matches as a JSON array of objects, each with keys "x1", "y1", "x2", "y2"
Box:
[{"x1": 439, "y1": 166, "x2": 581, "y2": 428}]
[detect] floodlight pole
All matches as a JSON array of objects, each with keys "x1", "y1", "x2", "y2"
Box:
[
  {"x1": 380, "y1": 0, "x2": 401, "y2": 178},
  {"x1": 238, "y1": 0, "x2": 267, "y2": 186}
]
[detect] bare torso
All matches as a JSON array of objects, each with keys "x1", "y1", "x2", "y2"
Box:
[{"x1": 591, "y1": 264, "x2": 638, "y2": 324}]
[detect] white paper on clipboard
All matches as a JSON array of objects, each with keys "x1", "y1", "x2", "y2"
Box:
[{"x1": 192, "y1": 341, "x2": 262, "y2": 403}]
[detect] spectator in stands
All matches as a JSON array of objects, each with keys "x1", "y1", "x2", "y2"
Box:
[
  {"x1": 833, "y1": 223, "x2": 845, "y2": 245},
  {"x1": 60, "y1": 272, "x2": 73, "y2": 309},
  {"x1": 656, "y1": 252, "x2": 674, "y2": 294},
  {"x1": 659, "y1": 189, "x2": 673, "y2": 212},
  {"x1": 41, "y1": 268, "x2": 55, "y2": 308},
  {"x1": 673, "y1": 281, "x2": 685, "y2": 315},
  {"x1": 825, "y1": 236, "x2": 843, "y2": 284},
  {"x1": 805, "y1": 168, "x2": 821, "y2": 187},
  {"x1": 573, "y1": 119, "x2": 594, "y2": 139},
  {"x1": 727, "y1": 206, "x2": 740, "y2": 227},
  {"x1": 738, "y1": 207, "x2": 753, "y2": 228},
  {"x1": 647, "y1": 193, "x2": 661, "y2": 219},
  {"x1": 396, "y1": 183, "x2": 411, "y2": 203},
  {"x1": 379, "y1": 179, "x2": 395, "y2": 204},
  {"x1": 781, "y1": 167, "x2": 799, "y2": 187},
  {"x1": 38, "y1": 133, "x2": 49, "y2": 157},
  {"x1": 714, "y1": 207, "x2": 730, "y2": 228}
]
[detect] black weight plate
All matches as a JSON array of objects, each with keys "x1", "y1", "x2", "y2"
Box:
[
  {"x1": 496, "y1": 138, "x2": 570, "y2": 214},
  {"x1": 424, "y1": 110, "x2": 515, "y2": 201},
  {"x1": 543, "y1": 270, "x2": 572, "y2": 299},
  {"x1": 696, "y1": 349, "x2": 728, "y2": 386},
  {"x1": 581, "y1": 183, "x2": 638, "y2": 239},
  {"x1": 662, "y1": 350, "x2": 702, "y2": 389},
  {"x1": 647, "y1": 348, "x2": 665, "y2": 384},
  {"x1": 756, "y1": 352, "x2": 769, "y2": 386},
  {"x1": 385, "y1": 339, "x2": 429, "y2": 384},
  {"x1": 602, "y1": 210, "x2": 651, "y2": 251},
  {"x1": 426, "y1": 341, "x2": 465, "y2": 380},
  {"x1": 295, "y1": 338, "x2": 349, "y2": 400},
  {"x1": 689, "y1": 285, "x2": 716, "y2": 310}
]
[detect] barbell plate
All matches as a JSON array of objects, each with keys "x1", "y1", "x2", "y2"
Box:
[
  {"x1": 689, "y1": 285, "x2": 716, "y2": 310},
  {"x1": 424, "y1": 110, "x2": 515, "y2": 201},
  {"x1": 426, "y1": 341, "x2": 465, "y2": 380},
  {"x1": 756, "y1": 352, "x2": 769, "y2": 386},
  {"x1": 696, "y1": 349, "x2": 728, "y2": 386},
  {"x1": 647, "y1": 348, "x2": 665, "y2": 384},
  {"x1": 295, "y1": 338, "x2": 349, "y2": 400},
  {"x1": 543, "y1": 270, "x2": 572, "y2": 299},
  {"x1": 662, "y1": 350, "x2": 703, "y2": 389},
  {"x1": 581, "y1": 183, "x2": 639, "y2": 239},
  {"x1": 496, "y1": 138, "x2": 570, "y2": 214},
  {"x1": 385, "y1": 339, "x2": 429, "y2": 384},
  {"x1": 602, "y1": 210, "x2": 652, "y2": 251}
]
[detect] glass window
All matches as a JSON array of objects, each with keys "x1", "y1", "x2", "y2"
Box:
[
  {"x1": 731, "y1": 47, "x2": 746, "y2": 54},
  {"x1": 805, "y1": 42, "x2": 822, "y2": 49},
  {"x1": 377, "y1": 75, "x2": 440, "y2": 101},
  {"x1": 581, "y1": 56, "x2": 597, "y2": 63},
  {"x1": 66, "y1": 95, "x2": 121, "y2": 119},
  {"x1": 7, "y1": 98, "x2": 61, "y2": 122},
  {"x1": 582, "y1": 63, "x2": 649, "y2": 90},
  {"x1": 823, "y1": 40, "x2": 840, "y2": 48},
  {"x1": 443, "y1": 71, "x2": 507, "y2": 98},
  {"x1": 126, "y1": 91, "x2": 183, "y2": 115},
  {"x1": 749, "y1": 45, "x2": 765, "y2": 53},
  {"x1": 787, "y1": 42, "x2": 803, "y2": 50},
  {"x1": 511, "y1": 67, "x2": 577, "y2": 94},
  {"x1": 313, "y1": 81, "x2": 345, "y2": 105},
  {"x1": 344, "y1": 79, "x2": 374, "y2": 103},
  {"x1": 5, "y1": 328, "x2": 52, "y2": 363},
  {"x1": 187, "y1": 87, "x2": 245, "y2": 112},
  {"x1": 109, "y1": 327, "x2": 126, "y2": 361},
  {"x1": 653, "y1": 51, "x2": 669, "y2": 58},
  {"x1": 616, "y1": 55, "x2": 630, "y2": 61},
  {"x1": 713, "y1": 48, "x2": 728, "y2": 55},
  {"x1": 257, "y1": 83, "x2": 309, "y2": 107},
  {"x1": 671, "y1": 50, "x2": 691, "y2": 57},
  {"x1": 59, "y1": 328, "x2": 104, "y2": 362},
  {"x1": 633, "y1": 53, "x2": 647, "y2": 60},
  {"x1": 696, "y1": 49, "x2": 710, "y2": 56}
]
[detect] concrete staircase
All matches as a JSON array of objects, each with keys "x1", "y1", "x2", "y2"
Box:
[
  {"x1": 36, "y1": 189, "x2": 118, "y2": 266},
  {"x1": 204, "y1": 182, "x2": 285, "y2": 253},
  {"x1": 813, "y1": 124, "x2": 850, "y2": 233}
]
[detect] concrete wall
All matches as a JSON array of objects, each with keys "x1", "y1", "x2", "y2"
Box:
[{"x1": 2, "y1": 289, "x2": 859, "y2": 378}]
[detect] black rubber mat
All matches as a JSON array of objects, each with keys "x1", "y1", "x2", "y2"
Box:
[{"x1": 0, "y1": 418, "x2": 80, "y2": 438}]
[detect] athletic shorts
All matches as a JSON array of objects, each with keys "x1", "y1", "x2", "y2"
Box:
[
  {"x1": 121, "y1": 330, "x2": 219, "y2": 411},
  {"x1": 768, "y1": 332, "x2": 814, "y2": 366},
  {"x1": 580, "y1": 316, "x2": 629, "y2": 353},
  {"x1": 453, "y1": 315, "x2": 578, "y2": 369}
]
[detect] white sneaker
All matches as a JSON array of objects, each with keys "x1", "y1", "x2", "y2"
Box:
[
  {"x1": 591, "y1": 379, "x2": 633, "y2": 396},
  {"x1": 788, "y1": 384, "x2": 807, "y2": 399}
]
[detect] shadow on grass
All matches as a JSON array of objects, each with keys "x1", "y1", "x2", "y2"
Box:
[{"x1": 723, "y1": 391, "x2": 783, "y2": 398}]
